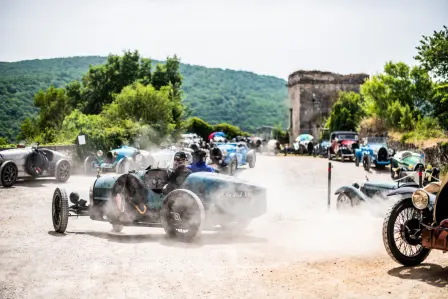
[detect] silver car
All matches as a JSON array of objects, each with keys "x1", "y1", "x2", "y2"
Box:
[{"x1": 0, "y1": 145, "x2": 71, "y2": 187}]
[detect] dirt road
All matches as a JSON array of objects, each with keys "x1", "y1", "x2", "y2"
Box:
[{"x1": 1, "y1": 155, "x2": 447, "y2": 298}]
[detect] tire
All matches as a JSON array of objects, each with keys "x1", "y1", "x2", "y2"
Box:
[
  {"x1": 220, "y1": 220, "x2": 251, "y2": 231},
  {"x1": 52, "y1": 187, "x2": 69, "y2": 233},
  {"x1": 84, "y1": 156, "x2": 98, "y2": 175},
  {"x1": 25, "y1": 151, "x2": 49, "y2": 177},
  {"x1": 336, "y1": 192, "x2": 360, "y2": 209},
  {"x1": 111, "y1": 224, "x2": 124, "y2": 233},
  {"x1": 55, "y1": 160, "x2": 71, "y2": 182},
  {"x1": 363, "y1": 155, "x2": 371, "y2": 171},
  {"x1": 328, "y1": 149, "x2": 332, "y2": 160},
  {"x1": 0, "y1": 161, "x2": 18, "y2": 188},
  {"x1": 382, "y1": 198, "x2": 431, "y2": 266},
  {"x1": 161, "y1": 189, "x2": 205, "y2": 242},
  {"x1": 248, "y1": 153, "x2": 256, "y2": 168},
  {"x1": 116, "y1": 157, "x2": 130, "y2": 174},
  {"x1": 355, "y1": 155, "x2": 360, "y2": 167},
  {"x1": 227, "y1": 159, "x2": 237, "y2": 176}
]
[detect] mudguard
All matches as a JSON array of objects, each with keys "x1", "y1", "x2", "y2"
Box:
[
  {"x1": 386, "y1": 186, "x2": 419, "y2": 197},
  {"x1": 334, "y1": 185, "x2": 369, "y2": 202}
]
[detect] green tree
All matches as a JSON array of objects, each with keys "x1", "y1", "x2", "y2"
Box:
[
  {"x1": 415, "y1": 25, "x2": 448, "y2": 81},
  {"x1": 184, "y1": 117, "x2": 214, "y2": 140},
  {"x1": 326, "y1": 91, "x2": 365, "y2": 132}
]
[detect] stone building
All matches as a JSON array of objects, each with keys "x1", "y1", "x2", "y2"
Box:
[{"x1": 287, "y1": 70, "x2": 369, "y2": 142}]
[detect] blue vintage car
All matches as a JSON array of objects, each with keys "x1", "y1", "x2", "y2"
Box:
[
  {"x1": 84, "y1": 145, "x2": 152, "y2": 175},
  {"x1": 354, "y1": 136, "x2": 395, "y2": 171},
  {"x1": 50, "y1": 166, "x2": 267, "y2": 242},
  {"x1": 209, "y1": 142, "x2": 256, "y2": 175}
]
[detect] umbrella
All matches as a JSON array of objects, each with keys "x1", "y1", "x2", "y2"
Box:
[
  {"x1": 296, "y1": 134, "x2": 314, "y2": 142},
  {"x1": 208, "y1": 132, "x2": 226, "y2": 140}
]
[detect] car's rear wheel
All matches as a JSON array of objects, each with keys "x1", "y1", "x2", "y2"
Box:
[
  {"x1": 84, "y1": 156, "x2": 98, "y2": 175},
  {"x1": 52, "y1": 187, "x2": 69, "y2": 233},
  {"x1": 227, "y1": 159, "x2": 237, "y2": 175},
  {"x1": 0, "y1": 161, "x2": 18, "y2": 188},
  {"x1": 336, "y1": 192, "x2": 360, "y2": 209},
  {"x1": 248, "y1": 154, "x2": 256, "y2": 168},
  {"x1": 161, "y1": 189, "x2": 205, "y2": 242},
  {"x1": 363, "y1": 154, "x2": 371, "y2": 171}
]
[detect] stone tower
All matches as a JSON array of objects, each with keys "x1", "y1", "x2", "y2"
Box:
[{"x1": 287, "y1": 70, "x2": 369, "y2": 142}]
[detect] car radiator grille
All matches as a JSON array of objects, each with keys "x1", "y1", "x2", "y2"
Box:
[
  {"x1": 378, "y1": 148, "x2": 388, "y2": 161},
  {"x1": 93, "y1": 187, "x2": 112, "y2": 200}
]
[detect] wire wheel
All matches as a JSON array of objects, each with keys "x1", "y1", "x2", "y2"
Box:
[
  {"x1": 1, "y1": 162, "x2": 18, "y2": 187},
  {"x1": 52, "y1": 187, "x2": 69, "y2": 233}
]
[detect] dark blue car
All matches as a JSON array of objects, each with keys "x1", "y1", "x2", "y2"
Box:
[{"x1": 209, "y1": 142, "x2": 256, "y2": 175}]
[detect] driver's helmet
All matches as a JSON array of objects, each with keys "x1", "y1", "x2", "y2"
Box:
[
  {"x1": 97, "y1": 150, "x2": 103, "y2": 157},
  {"x1": 173, "y1": 151, "x2": 188, "y2": 168}
]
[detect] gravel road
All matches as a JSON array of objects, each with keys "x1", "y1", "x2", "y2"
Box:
[{"x1": 1, "y1": 155, "x2": 447, "y2": 299}]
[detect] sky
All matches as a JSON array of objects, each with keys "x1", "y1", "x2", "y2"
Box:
[{"x1": 0, "y1": 0, "x2": 447, "y2": 79}]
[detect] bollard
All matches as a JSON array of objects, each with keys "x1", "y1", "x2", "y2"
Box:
[
  {"x1": 418, "y1": 164, "x2": 423, "y2": 188},
  {"x1": 328, "y1": 162, "x2": 332, "y2": 210}
]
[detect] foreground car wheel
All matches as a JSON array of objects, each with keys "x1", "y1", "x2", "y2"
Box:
[
  {"x1": 161, "y1": 189, "x2": 205, "y2": 242},
  {"x1": 355, "y1": 155, "x2": 360, "y2": 167},
  {"x1": 0, "y1": 161, "x2": 18, "y2": 188},
  {"x1": 362, "y1": 155, "x2": 371, "y2": 171},
  {"x1": 382, "y1": 198, "x2": 430, "y2": 266},
  {"x1": 52, "y1": 188, "x2": 69, "y2": 233},
  {"x1": 248, "y1": 154, "x2": 256, "y2": 168},
  {"x1": 56, "y1": 160, "x2": 71, "y2": 182},
  {"x1": 84, "y1": 156, "x2": 98, "y2": 175}
]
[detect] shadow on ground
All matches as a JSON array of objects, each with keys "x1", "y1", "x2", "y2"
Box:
[
  {"x1": 48, "y1": 229, "x2": 267, "y2": 248},
  {"x1": 388, "y1": 263, "x2": 448, "y2": 288}
]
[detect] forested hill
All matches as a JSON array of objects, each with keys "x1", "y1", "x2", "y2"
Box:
[{"x1": 0, "y1": 56, "x2": 288, "y2": 141}]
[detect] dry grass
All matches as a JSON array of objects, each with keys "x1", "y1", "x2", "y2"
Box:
[{"x1": 387, "y1": 131, "x2": 448, "y2": 148}]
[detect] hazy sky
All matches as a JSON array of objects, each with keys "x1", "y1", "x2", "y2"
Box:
[{"x1": 0, "y1": 0, "x2": 446, "y2": 79}]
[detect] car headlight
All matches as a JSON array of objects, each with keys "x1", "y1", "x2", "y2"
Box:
[
  {"x1": 412, "y1": 190, "x2": 429, "y2": 210},
  {"x1": 408, "y1": 164, "x2": 414, "y2": 170}
]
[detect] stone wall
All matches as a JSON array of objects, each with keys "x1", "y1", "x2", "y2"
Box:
[{"x1": 287, "y1": 70, "x2": 369, "y2": 141}]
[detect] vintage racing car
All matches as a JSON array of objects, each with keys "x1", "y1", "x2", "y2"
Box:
[
  {"x1": 335, "y1": 167, "x2": 440, "y2": 214},
  {"x1": 209, "y1": 142, "x2": 256, "y2": 175},
  {"x1": 328, "y1": 131, "x2": 359, "y2": 161},
  {"x1": 390, "y1": 150, "x2": 426, "y2": 179},
  {"x1": 0, "y1": 143, "x2": 71, "y2": 187},
  {"x1": 355, "y1": 136, "x2": 395, "y2": 170},
  {"x1": 51, "y1": 166, "x2": 267, "y2": 242},
  {"x1": 84, "y1": 146, "x2": 151, "y2": 175},
  {"x1": 382, "y1": 176, "x2": 447, "y2": 266}
]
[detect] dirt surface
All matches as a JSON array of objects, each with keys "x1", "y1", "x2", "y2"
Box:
[{"x1": 1, "y1": 155, "x2": 447, "y2": 299}]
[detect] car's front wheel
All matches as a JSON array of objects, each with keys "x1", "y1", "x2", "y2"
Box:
[
  {"x1": 382, "y1": 198, "x2": 430, "y2": 266},
  {"x1": 336, "y1": 192, "x2": 361, "y2": 209},
  {"x1": 56, "y1": 160, "x2": 71, "y2": 182},
  {"x1": 0, "y1": 161, "x2": 18, "y2": 188}
]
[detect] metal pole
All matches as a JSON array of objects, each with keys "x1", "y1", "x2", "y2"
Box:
[
  {"x1": 418, "y1": 164, "x2": 423, "y2": 188},
  {"x1": 328, "y1": 162, "x2": 332, "y2": 210}
]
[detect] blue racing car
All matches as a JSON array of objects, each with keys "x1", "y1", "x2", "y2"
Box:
[{"x1": 209, "y1": 142, "x2": 256, "y2": 175}]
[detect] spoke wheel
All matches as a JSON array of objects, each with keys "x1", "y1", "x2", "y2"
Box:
[
  {"x1": 52, "y1": 188, "x2": 69, "y2": 233},
  {"x1": 382, "y1": 198, "x2": 430, "y2": 266},
  {"x1": 1, "y1": 162, "x2": 18, "y2": 188},
  {"x1": 336, "y1": 192, "x2": 360, "y2": 209},
  {"x1": 56, "y1": 160, "x2": 71, "y2": 182}
]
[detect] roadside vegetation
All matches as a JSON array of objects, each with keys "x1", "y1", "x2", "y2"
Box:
[{"x1": 326, "y1": 25, "x2": 448, "y2": 146}]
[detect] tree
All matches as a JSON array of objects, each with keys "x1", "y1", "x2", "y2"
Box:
[
  {"x1": 415, "y1": 25, "x2": 448, "y2": 82},
  {"x1": 184, "y1": 117, "x2": 214, "y2": 140},
  {"x1": 326, "y1": 91, "x2": 365, "y2": 132}
]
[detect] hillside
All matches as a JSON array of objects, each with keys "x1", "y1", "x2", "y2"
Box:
[{"x1": 0, "y1": 56, "x2": 288, "y2": 141}]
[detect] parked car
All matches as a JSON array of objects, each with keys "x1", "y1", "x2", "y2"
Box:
[
  {"x1": 0, "y1": 143, "x2": 71, "y2": 187},
  {"x1": 382, "y1": 176, "x2": 447, "y2": 266},
  {"x1": 50, "y1": 165, "x2": 267, "y2": 242},
  {"x1": 209, "y1": 142, "x2": 256, "y2": 175},
  {"x1": 355, "y1": 136, "x2": 395, "y2": 170},
  {"x1": 390, "y1": 150, "x2": 426, "y2": 179},
  {"x1": 328, "y1": 131, "x2": 359, "y2": 161},
  {"x1": 334, "y1": 166, "x2": 441, "y2": 214},
  {"x1": 84, "y1": 146, "x2": 152, "y2": 175}
]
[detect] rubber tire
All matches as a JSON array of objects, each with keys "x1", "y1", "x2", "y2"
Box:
[
  {"x1": 382, "y1": 198, "x2": 431, "y2": 266},
  {"x1": 52, "y1": 187, "x2": 69, "y2": 233},
  {"x1": 55, "y1": 160, "x2": 71, "y2": 183},
  {"x1": 336, "y1": 192, "x2": 361, "y2": 209},
  {"x1": 355, "y1": 155, "x2": 360, "y2": 167},
  {"x1": 328, "y1": 149, "x2": 332, "y2": 160},
  {"x1": 228, "y1": 159, "x2": 237, "y2": 176},
  {"x1": 111, "y1": 224, "x2": 124, "y2": 233},
  {"x1": 0, "y1": 161, "x2": 18, "y2": 188},
  {"x1": 248, "y1": 154, "x2": 256, "y2": 168},
  {"x1": 84, "y1": 156, "x2": 98, "y2": 175},
  {"x1": 25, "y1": 151, "x2": 49, "y2": 177},
  {"x1": 363, "y1": 155, "x2": 371, "y2": 171},
  {"x1": 161, "y1": 189, "x2": 205, "y2": 242}
]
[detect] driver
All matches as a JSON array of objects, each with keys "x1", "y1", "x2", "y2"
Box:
[
  {"x1": 164, "y1": 151, "x2": 191, "y2": 194},
  {"x1": 188, "y1": 150, "x2": 216, "y2": 173}
]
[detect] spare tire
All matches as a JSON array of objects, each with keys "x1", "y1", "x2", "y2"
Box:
[{"x1": 25, "y1": 151, "x2": 50, "y2": 177}]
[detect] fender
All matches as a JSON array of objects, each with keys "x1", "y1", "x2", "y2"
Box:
[
  {"x1": 334, "y1": 185, "x2": 370, "y2": 202},
  {"x1": 387, "y1": 186, "x2": 420, "y2": 197}
]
